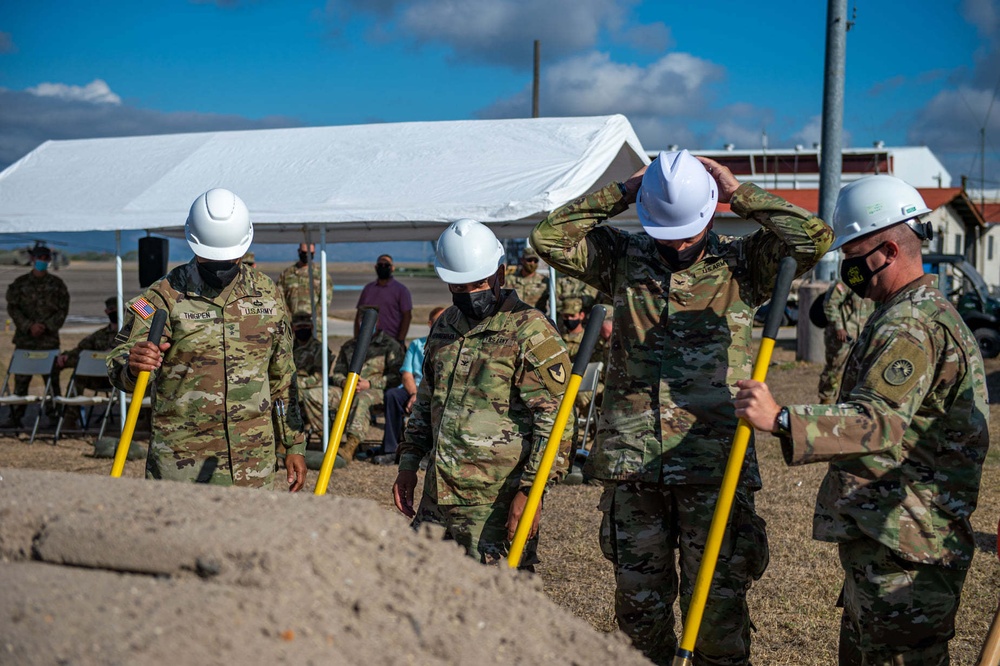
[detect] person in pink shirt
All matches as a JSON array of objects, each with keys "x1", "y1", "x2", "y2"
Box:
[{"x1": 354, "y1": 254, "x2": 413, "y2": 343}]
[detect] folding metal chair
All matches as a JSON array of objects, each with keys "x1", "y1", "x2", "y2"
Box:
[
  {"x1": 52, "y1": 351, "x2": 114, "y2": 444},
  {"x1": 572, "y1": 360, "x2": 603, "y2": 462},
  {"x1": 0, "y1": 349, "x2": 60, "y2": 444}
]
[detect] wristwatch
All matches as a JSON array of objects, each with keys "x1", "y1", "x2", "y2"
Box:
[{"x1": 774, "y1": 407, "x2": 791, "y2": 436}]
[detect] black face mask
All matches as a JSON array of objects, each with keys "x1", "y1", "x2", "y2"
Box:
[
  {"x1": 656, "y1": 233, "x2": 709, "y2": 271},
  {"x1": 107, "y1": 311, "x2": 118, "y2": 325},
  {"x1": 294, "y1": 327, "x2": 313, "y2": 342},
  {"x1": 375, "y1": 264, "x2": 393, "y2": 280},
  {"x1": 563, "y1": 318, "x2": 582, "y2": 331},
  {"x1": 298, "y1": 251, "x2": 310, "y2": 264},
  {"x1": 197, "y1": 260, "x2": 241, "y2": 289},
  {"x1": 453, "y1": 281, "x2": 501, "y2": 321},
  {"x1": 841, "y1": 243, "x2": 889, "y2": 298}
]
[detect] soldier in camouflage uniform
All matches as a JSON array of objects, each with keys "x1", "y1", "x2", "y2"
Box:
[
  {"x1": 316, "y1": 323, "x2": 403, "y2": 465},
  {"x1": 556, "y1": 273, "x2": 599, "y2": 314},
  {"x1": 818, "y1": 279, "x2": 875, "y2": 403},
  {"x1": 276, "y1": 243, "x2": 334, "y2": 325},
  {"x1": 108, "y1": 189, "x2": 307, "y2": 491},
  {"x1": 393, "y1": 219, "x2": 573, "y2": 568},
  {"x1": 559, "y1": 297, "x2": 586, "y2": 358},
  {"x1": 56, "y1": 296, "x2": 119, "y2": 392},
  {"x1": 532, "y1": 150, "x2": 833, "y2": 665},
  {"x1": 289, "y1": 313, "x2": 330, "y2": 441},
  {"x1": 736, "y1": 175, "x2": 988, "y2": 665},
  {"x1": 4, "y1": 244, "x2": 69, "y2": 427},
  {"x1": 505, "y1": 246, "x2": 549, "y2": 311}
]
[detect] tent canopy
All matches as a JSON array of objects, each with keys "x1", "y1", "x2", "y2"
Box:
[{"x1": 0, "y1": 115, "x2": 649, "y2": 242}]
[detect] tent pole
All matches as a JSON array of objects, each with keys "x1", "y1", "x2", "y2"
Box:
[
  {"x1": 320, "y1": 227, "x2": 330, "y2": 452},
  {"x1": 115, "y1": 231, "x2": 126, "y2": 433}
]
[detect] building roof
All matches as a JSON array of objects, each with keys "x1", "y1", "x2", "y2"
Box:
[{"x1": 717, "y1": 187, "x2": 986, "y2": 229}]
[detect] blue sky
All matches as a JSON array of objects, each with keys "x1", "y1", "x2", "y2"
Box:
[{"x1": 1, "y1": 0, "x2": 998, "y2": 261}]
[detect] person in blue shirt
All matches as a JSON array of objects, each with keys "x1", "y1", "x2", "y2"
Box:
[{"x1": 372, "y1": 307, "x2": 445, "y2": 465}]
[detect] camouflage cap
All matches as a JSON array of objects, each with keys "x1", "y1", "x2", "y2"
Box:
[
  {"x1": 560, "y1": 297, "x2": 583, "y2": 315},
  {"x1": 291, "y1": 313, "x2": 313, "y2": 326},
  {"x1": 30, "y1": 244, "x2": 52, "y2": 257},
  {"x1": 522, "y1": 246, "x2": 539, "y2": 260},
  {"x1": 105, "y1": 296, "x2": 118, "y2": 310},
  {"x1": 242, "y1": 251, "x2": 256, "y2": 263}
]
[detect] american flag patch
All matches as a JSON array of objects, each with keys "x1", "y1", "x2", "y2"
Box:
[{"x1": 130, "y1": 297, "x2": 155, "y2": 320}]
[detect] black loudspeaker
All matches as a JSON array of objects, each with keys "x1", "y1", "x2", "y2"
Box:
[{"x1": 138, "y1": 237, "x2": 169, "y2": 288}]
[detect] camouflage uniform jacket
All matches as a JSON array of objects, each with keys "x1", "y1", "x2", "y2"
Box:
[
  {"x1": 108, "y1": 261, "x2": 306, "y2": 487},
  {"x1": 506, "y1": 270, "x2": 549, "y2": 310},
  {"x1": 531, "y1": 182, "x2": 833, "y2": 486},
  {"x1": 561, "y1": 327, "x2": 584, "y2": 359},
  {"x1": 276, "y1": 262, "x2": 334, "y2": 318},
  {"x1": 63, "y1": 324, "x2": 118, "y2": 367},
  {"x1": 824, "y1": 280, "x2": 874, "y2": 340},
  {"x1": 330, "y1": 330, "x2": 404, "y2": 391},
  {"x1": 6, "y1": 271, "x2": 70, "y2": 350},
  {"x1": 397, "y1": 289, "x2": 573, "y2": 505},
  {"x1": 556, "y1": 275, "x2": 600, "y2": 313},
  {"x1": 292, "y1": 337, "x2": 330, "y2": 391},
  {"x1": 784, "y1": 275, "x2": 989, "y2": 567}
]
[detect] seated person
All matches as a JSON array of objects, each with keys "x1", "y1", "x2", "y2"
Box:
[
  {"x1": 310, "y1": 319, "x2": 403, "y2": 466},
  {"x1": 54, "y1": 296, "x2": 119, "y2": 427},
  {"x1": 373, "y1": 306, "x2": 445, "y2": 465},
  {"x1": 56, "y1": 296, "x2": 119, "y2": 392},
  {"x1": 289, "y1": 314, "x2": 330, "y2": 436}
]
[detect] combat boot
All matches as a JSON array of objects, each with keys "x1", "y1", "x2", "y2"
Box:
[{"x1": 339, "y1": 434, "x2": 362, "y2": 462}]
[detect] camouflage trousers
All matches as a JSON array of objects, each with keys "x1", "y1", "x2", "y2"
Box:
[
  {"x1": 818, "y1": 331, "x2": 853, "y2": 404},
  {"x1": 411, "y1": 492, "x2": 539, "y2": 569},
  {"x1": 300, "y1": 385, "x2": 378, "y2": 440},
  {"x1": 837, "y1": 538, "x2": 968, "y2": 665},
  {"x1": 598, "y1": 482, "x2": 769, "y2": 666}
]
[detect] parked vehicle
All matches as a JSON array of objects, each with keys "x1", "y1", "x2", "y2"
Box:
[{"x1": 922, "y1": 253, "x2": 1000, "y2": 358}]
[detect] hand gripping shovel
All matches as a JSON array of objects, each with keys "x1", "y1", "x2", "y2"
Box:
[
  {"x1": 507, "y1": 304, "x2": 607, "y2": 568},
  {"x1": 110, "y1": 308, "x2": 167, "y2": 478},
  {"x1": 673, "y1": 256, "x2": 797, "y2": 665},
  {"x1": 314, "y1": 307, "x2": 378, "y2": 496}
]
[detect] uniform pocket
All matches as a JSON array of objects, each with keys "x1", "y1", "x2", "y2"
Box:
[{"x1": 732, "y1": 492, "x2": 769, "y2": 583}]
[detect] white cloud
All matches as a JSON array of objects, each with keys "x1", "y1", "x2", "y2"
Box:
[
  {"x1": 481, "y1": 50, "x2": 722, "y2": 119},
  {"x1": 27, "y1": 79, "x2": 122, "y2": 105},
  {"x1": 324, "y1": 0, "x2": 660, "y2": 67},
  {"x1": 962, "y1": 0, "x2": 999, "y2": 38},
  {"x1": 0, "y1": 83, "x2": 301, "y2": 170}
]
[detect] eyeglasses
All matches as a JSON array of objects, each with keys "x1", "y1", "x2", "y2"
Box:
[
  {"x1": 376, "y1": 262, "x2": 392, "y2": 268},
  {"x1": 523, "y1": 258, "x2": 539, "y2": 263}
]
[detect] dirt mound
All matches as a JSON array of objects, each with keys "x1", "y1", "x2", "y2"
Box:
[{"x1": 0, "y1": 468, "x2": 647, "y2": 665}]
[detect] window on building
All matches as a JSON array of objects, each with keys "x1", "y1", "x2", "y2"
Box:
[{"x1": 955, "y1": 234, "x2": 963, "y2": 255}]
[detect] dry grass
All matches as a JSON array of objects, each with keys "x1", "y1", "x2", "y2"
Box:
[{"x1": 1, "y1": 333, "x2": 998, "y2": 665}]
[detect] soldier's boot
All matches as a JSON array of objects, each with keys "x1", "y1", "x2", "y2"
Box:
[{"x1": 338, "y1": 434, "x2": 362, "y2": 464}]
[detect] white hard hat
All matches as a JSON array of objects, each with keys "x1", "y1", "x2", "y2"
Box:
[
  {"x1": 434, "y1": 218, "x2": 505, "y2": 284},
  {"x1": 637, "y1": 149, "x2": 718, "y2": 240},
  {"x1": 831, "y1": 175, "x2": 932, "y2": 250},
  {"x1": 185, "y1": 188, "x2": 254, "y2": 260}
]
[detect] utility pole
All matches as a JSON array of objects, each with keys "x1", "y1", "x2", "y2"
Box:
[
  {"x1": 799, "y1": 0, "x2": 849, "y2": 363},
  {"x1": 532, "y1": 40, "x2": 540, "y2": 119}
]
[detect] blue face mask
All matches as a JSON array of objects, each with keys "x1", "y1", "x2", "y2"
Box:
[{"x1": 34, "y1": 260, "x2": 49, "y2": 272}]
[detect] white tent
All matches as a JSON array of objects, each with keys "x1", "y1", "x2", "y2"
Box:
[
  {"x1": 0, "y1": 114, "x2": 648, "y2": 240},
  {"x1": 0, "y1": 114, "x2": 648, "y2": 452}
]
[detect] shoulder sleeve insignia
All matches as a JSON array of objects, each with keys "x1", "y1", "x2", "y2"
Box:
[
  {"x1": 883, "y1": 358, "x2": 914, "y2": 386},
  {"x1": 548, "y1": 364, "x2": 566, "y2": 384}
]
